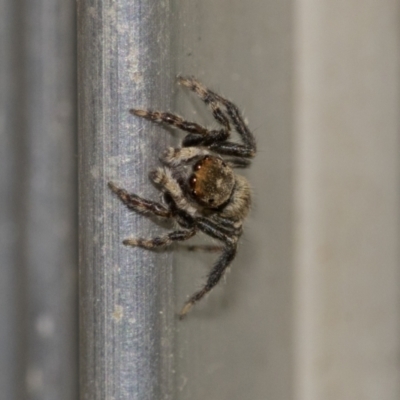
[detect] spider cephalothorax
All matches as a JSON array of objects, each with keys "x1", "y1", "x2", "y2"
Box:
[
  {"x1": 109, "y1": 76, "x2": 256, "y2": 318},
  {"x1": 189, "y1": 155, "x2": 235, "y2": 208}
]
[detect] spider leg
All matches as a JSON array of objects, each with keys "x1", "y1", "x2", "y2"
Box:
[
  {"x1": 209, "y1": 141, "x2": 255, "y2": 158},
  {"x1": 133, "y1": 78, "x2": 256, "y2": 151},
  {"x1": 225, "y1": 157, "x2": 252, "y2": 169},
  {"x1": 179, "y1": 76, "x2": 256, "y2": 157},
  {"x1": 180, "y1": 244, "x2": 223, "y2": 253},
  {"x1": 130, "y1": 109, "x2": 208, "y2": 135},
  {"x1": 213, "y1": 92, "x2": 257, "y2": 155},
  {"x1": 160, "y1": 147, "x2": 210, "y2": 167},
  {"x1": 162, "y1": 193, "x2": 241, "y2": 238},
  {"x1": 123, "y1": 228, "x2": 196, "y2": 249},
  {"x1": 195, "y1": 216, "x2": 239, "y2": 242},
  {"x1": 149, "y1": 167, "x2": 197, "y2": 216},
  {"x1": 178, "y1": 76, "x2": 231, "y2": 130},
  {"x1": 209, "y1": 216, "x2": 243, "y2": 236},
  {"x1": 108, "y1": 181, "x2": 171, "y2": 218},
  {"x1": 131, "y1": 109, "x2": 229, "y2": 147},
  {"x1": 181, "y1": 131, "x2": 229, "y2": 147},
  {"x1": 177, "y1": 215, "x2": 239, "y2": 318},
  {"x1": 179, "y1": 242, "x2": 237, "y2": 319}
]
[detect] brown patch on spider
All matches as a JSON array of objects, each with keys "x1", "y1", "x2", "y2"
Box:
[{"x1": 189, "y1": 156, "x2": 235, "y2": 208}]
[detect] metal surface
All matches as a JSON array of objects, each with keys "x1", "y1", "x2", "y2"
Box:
[
  {"x1": 78, "y1": 0, "x2": 174, "y2": 399},
  {"x1": 0, "y1": 0, "x2": 78, "y2": 399}
]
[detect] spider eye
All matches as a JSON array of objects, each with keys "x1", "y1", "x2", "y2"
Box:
[
  {"x1": 208, "y1": 198, "x2": 215, "y2": 204},
  {"x1": 194, "y1": 161, "x2": 202, "y2": 171},
  {"x1": 189, "y1": 175, "x2": 197, "y2": 188}
]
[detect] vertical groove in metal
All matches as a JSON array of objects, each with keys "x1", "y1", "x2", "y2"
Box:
[
  {"x1": 0, "y1": 0, "x2": 23, "y2": 398},
  {"x1": 0, "y1": 0, "x2": 78, "y2": 399},
  {"x1": 22, "y1": 0, "x2": 78, "y2": 399},
  {"x1": 78, "y1": 0, "x2": 174, "y2": 399}
]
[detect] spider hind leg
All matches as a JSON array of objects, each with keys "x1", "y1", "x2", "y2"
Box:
[{"x1": 179, "y1": 243, "x2": 237, "y2": 319}]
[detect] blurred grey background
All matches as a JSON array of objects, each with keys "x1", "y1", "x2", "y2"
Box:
[{"x1": 1, "y1": 0, "x2": 399, "y2": 399}]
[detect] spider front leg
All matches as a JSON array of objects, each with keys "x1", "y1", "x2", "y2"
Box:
[
  {"x1": 123, "y1": 228, "x2": 196, "y2": 249},
  {"x1": 212, "y1": 91, "x2": 256, "y2": 155},
  {"x1": 149, "y1": 167, "x2": 197, "y2": 216},
  {"x1": 179, "y1": 76, "x2": 256, "y2": 158},
  {"x1": 130, "y1": 108, "x2": 208, "y2": 135},
  {"x1": 109, "y1": 181, "x2": 197, "y2": 249},
  {"x1": 131, "y1": 75, "x2": 234, "y2": 147},
  {"x1": 130, "y1": 109, "x2": 229, "y2": 146},
  {"x1": 108, "y1": 181, "x2": 171, "y2": 218},
  {"x1": 178, "y1": 76, "x2": 231, "y2": 131}
]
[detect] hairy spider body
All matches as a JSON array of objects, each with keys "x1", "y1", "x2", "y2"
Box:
[{"x1": 109, "y1": 77, "x2": 256, "y2": 319}]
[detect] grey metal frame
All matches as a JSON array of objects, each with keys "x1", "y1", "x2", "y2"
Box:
[{"x1": 78, "y1": 1, "x2": 175, "y2": 399}]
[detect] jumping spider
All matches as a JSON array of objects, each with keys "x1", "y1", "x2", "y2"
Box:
[{"x1": 109, "y1": 76, "x2": 256, "y2": 319}]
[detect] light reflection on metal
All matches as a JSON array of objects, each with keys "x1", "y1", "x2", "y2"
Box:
[{"x1": 78, "y1": 1, "x2": 174, "y2": 399}]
